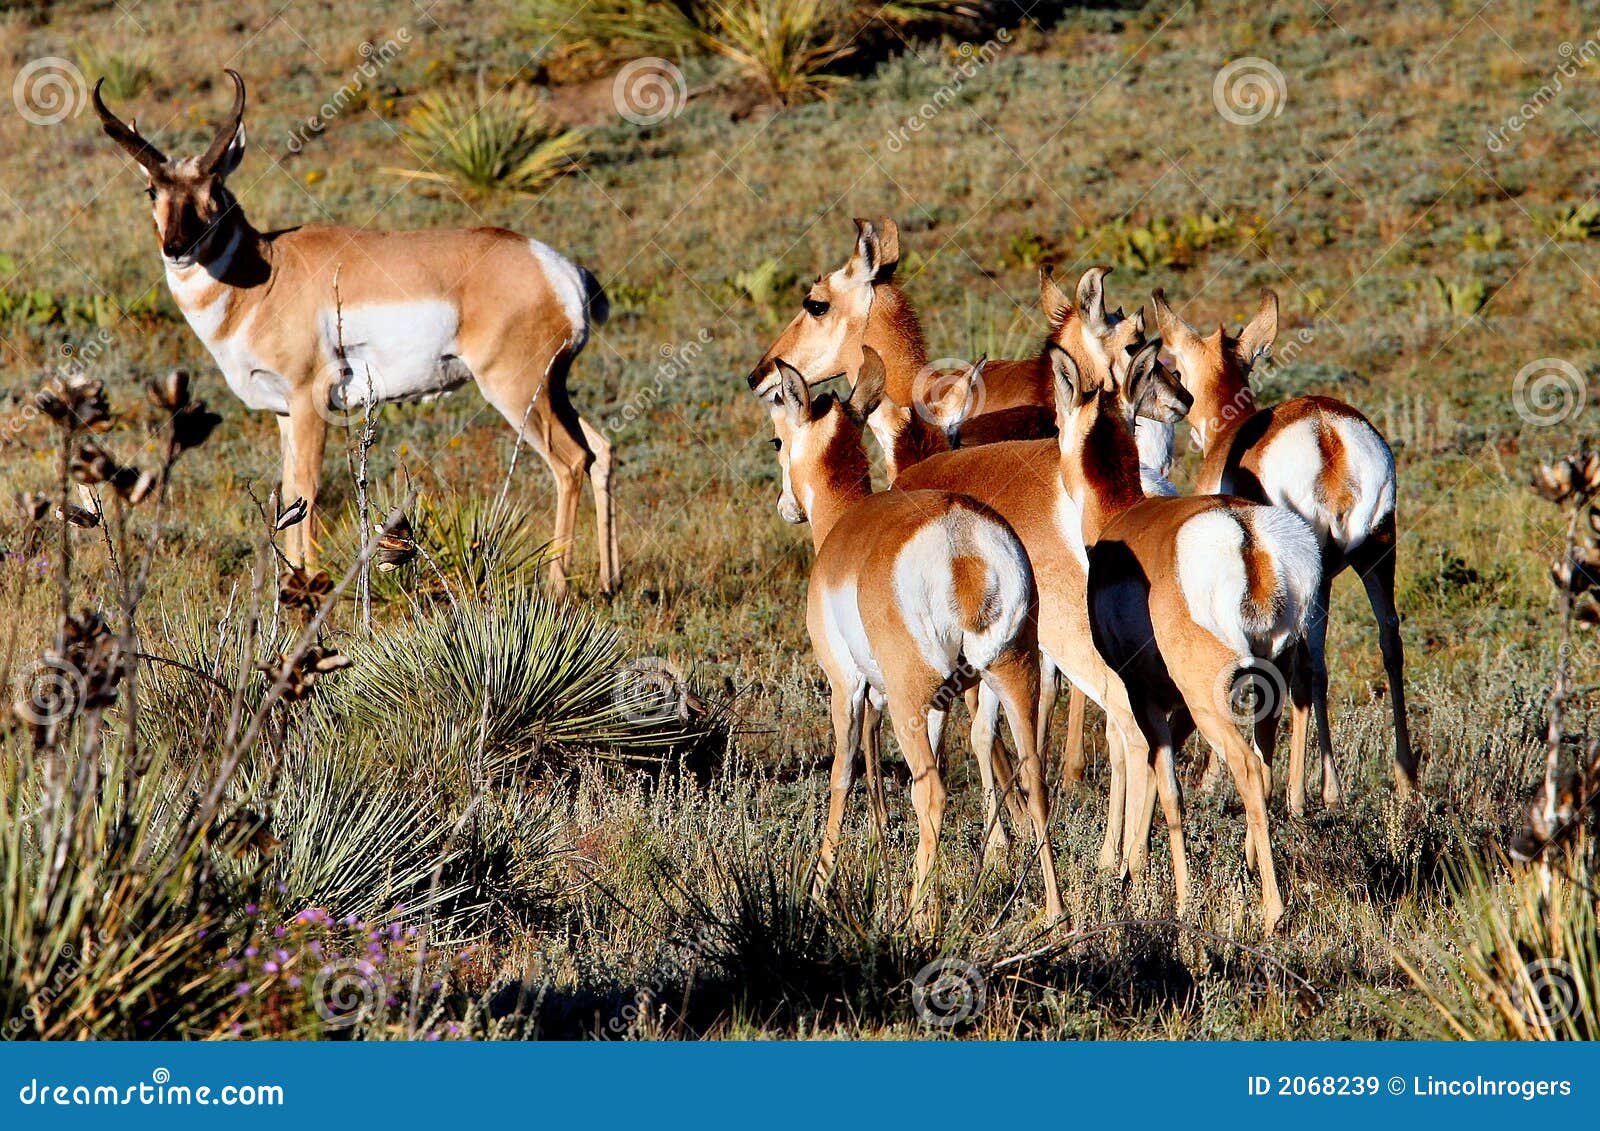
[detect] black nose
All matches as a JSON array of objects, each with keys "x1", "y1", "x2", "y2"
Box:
[
  {"x1": 746, "y1": 364, "x2": 767, "y2": 390},
  {"x1": 164, "y1": 240, "x2": 188, "y2": 258}
]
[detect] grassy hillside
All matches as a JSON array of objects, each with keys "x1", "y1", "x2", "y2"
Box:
[{"x1": 0, "y1": 0, "x2": 1595, "y2": 1038}]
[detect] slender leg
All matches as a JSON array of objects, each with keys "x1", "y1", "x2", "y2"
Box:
[
  {"x1": 1193, "y1": 707, "x2": 1285, "y2": 933},
  {"x1": 1127, "y1": 706, "x2": 1194, "y2": 913},
  {"x1": 815, "y1": 679, "x2": 866, "y2": 893},
  {"x1": 889, "y1": 693, "x2": 948, "y2": 931},
  {"x1": 577, "y1": 415, "x2": 620, "y2": 594},
  {"x1": 967, "y1": 686, "x2": 1028, "y2": 831},
  {"x1": 1097, "y1": 715, "x2": 1127, "y2": 872},
  {"x1": 1287, "y1": 641, "x2": 1314, "y2": 817},
  {"x1": 1301, "y1": 567, "x2": 1338, "y2": 814},
  {"x1": 987, "y1": 654, "x2": 1064, "y2": 923},
  {"x1": 860, "y1": 697, "x2": 888, "y2": 846},
  {"x1": 1062, "y1": 686, "x2": 1088, "y2": 783},
  {"x1": 279, "y1": 398, "x2": 328, "y2": 567},
  {"x1": 968, "y1": 683, "x2": 1013, "y2": 862},
  {"x1": 1350, "y1": 518, "x2": 1419, "y2": 795}
]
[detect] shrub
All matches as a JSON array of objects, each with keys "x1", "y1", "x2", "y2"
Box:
[
  {"x1": 1396, "y1": 854, "x2": 1597, "y2": 1039},
  {"x1": 392, "y1": 87, "x2": 584, "y2": 196}
]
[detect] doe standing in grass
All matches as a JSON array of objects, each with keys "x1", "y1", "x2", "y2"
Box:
[
  {"x1": 764, "y1": 349, "x2": 1063, "y2": 926},
  {"x1": 93, "y1": 70, "x2": 619, "y2": 595}
]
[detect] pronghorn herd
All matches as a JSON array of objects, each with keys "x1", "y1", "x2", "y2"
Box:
[
  {"x1": 747, "y1": 218, "x2": 1417, "y2": 933},
  {"x1": 93, "y1": 74, "x2": 1414, "y2": 935}
]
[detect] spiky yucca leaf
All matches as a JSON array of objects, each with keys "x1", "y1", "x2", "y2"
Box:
[
  {"x1": 334, "y1": 590, "x2": 687, "y2": 773},
  {"x1": 1395, "y1": 853, "x2": 1598, "y2": 1039},
  {"x1": 392, "y1": 88, "x2": 584, "y2": 196}
]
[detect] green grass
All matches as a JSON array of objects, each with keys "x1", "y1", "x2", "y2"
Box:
[{"x1": 0, "y1": 0, "x2": 1596, "y2": 1039}]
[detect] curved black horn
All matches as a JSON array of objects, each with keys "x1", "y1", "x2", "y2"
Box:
[
  {"x1": 91, "y1": 79, "x2": 167, "y2": 171},
  {"x1": 198, "y1": 69, "x2": 246, "y2": 174}
]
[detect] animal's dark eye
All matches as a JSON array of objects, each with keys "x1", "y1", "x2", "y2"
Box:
[
  {"x1": 802, "y1": 297, "x2": 829, "y2": 318},
  {"x1": 769, "y1": 437, "x2": 781, "y2": 450}
]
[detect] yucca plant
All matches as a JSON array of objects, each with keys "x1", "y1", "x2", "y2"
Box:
[
  {"x1": 334, "y1": 590, "x2": 702, "y2": 776},
  {"x1": 525, "y1": 0, "x2": 979, "y2": 104},
  {"x1": 697, "y1": 0, "x2": 856, "y2": 106},
  {"x1": 78, "y1": 45, "x2": 154, "y2": 101},
  {"x1": 392, "y1": 86, "x2": 584, "y2": 196},
  {"x1": 1396, "y1": 854, "x2": 1598, "y2": 1039}
]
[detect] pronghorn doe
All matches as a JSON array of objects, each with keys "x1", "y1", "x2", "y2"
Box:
[
  {"x1": 745, "y1": 219, "x2": 1141, "y2": 481},
  {"x1": 765, "y1": 350, "x2": 1063, "y2": 925},
  {"x1": 895, "y1": 347, "x2": 1193, "y2": 883},
  {"x1": 1149, "y1": 289, "x2": 1415, "y2": 812},
  {"x1": 94, "y1": 71, "x2": 618, "y2": 594},
  {"x1": 1057, "y1": 342, "x2": 1321, "y2": 932}
]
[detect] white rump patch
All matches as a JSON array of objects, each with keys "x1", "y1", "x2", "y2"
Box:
[
  {"x1": 1174, "y1": 510, "x2": 1254, "y2": 660},
  {"x1": 527, "y1": 239, "x2": 590, "y2": 351},
  {"x1": 1256, "y1": 415, "x2": 1396, "y2": 553}
]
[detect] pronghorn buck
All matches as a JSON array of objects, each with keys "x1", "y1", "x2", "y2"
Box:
[
  {"x1": 1149, "y1": 289, "x2": 1415, "y2": 813},
  {"x1": 93, "y1": 71, "x2": 618, "y2": 594},
  {"x1": 894, "y1": 345, "x2": 1193, "y2": 888},
  {"x1": 764, "y1": 349, "x2": 1062, "y2": 925},
  {"x1": 745, "y1": 219, "x2": 1141, "y2": 481},
  {"x1": 1058, "y1": 342, "x2": 1322, "y2": 932}
]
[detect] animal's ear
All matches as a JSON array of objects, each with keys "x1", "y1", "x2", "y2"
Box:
[
  {"x1": 1040, "y1": 265, "x2": 1072, "y2": 327},
  {"x1": 871, "y1": 217, "x2": 900, "y2": 281},
  {"x1": 1150, "y1": 288, "x2": 1198, "y2": 345},
  {"x1": 931, "y1": 357, "x2": 985, "y2": 438},
  {"x1": 1048, "y1": 344, "x2": 1088, "y2": 419},
  {"x1": 843, "y1": 218, "x2": 886, "y2": 285},
  {"x1": 1124, "y1": 340, "x2": 1165, "y2": 417},
  {"x1": 845, "y1": 346, "x2": 887, "y2": 422},
  {"x1": 1076, "y1": 265, "x2": 1112, "y2": 333},
  {"x1": 1235, "y1": 289, "x2": 1278, "y2": 369},
  {"x1": 775, "y1": 359, "x2": 813, "y2": 427},
  {"x1": 1128, "y1": 306, "x2": 1146, "y2": 337}
]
